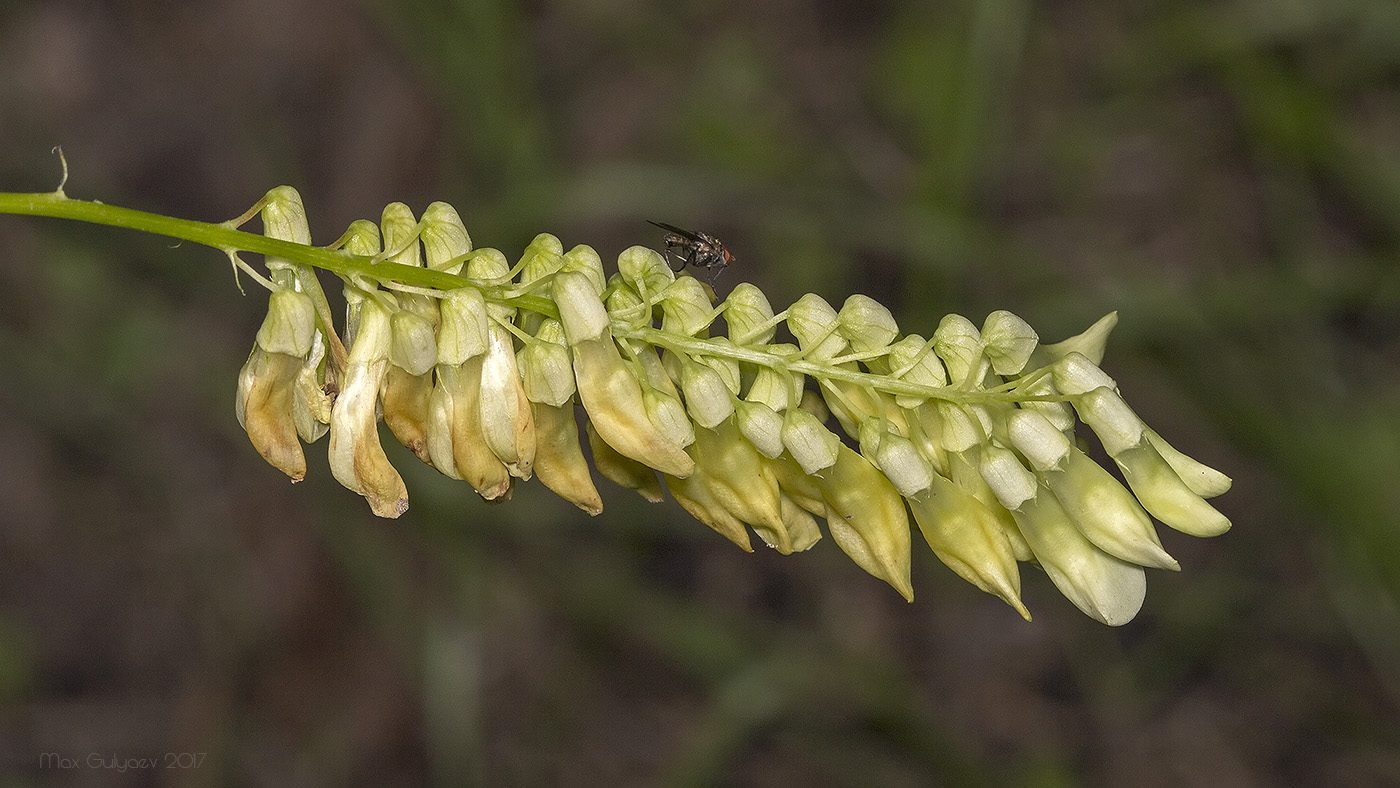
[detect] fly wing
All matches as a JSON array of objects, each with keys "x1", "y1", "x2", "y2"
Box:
[{"x1": 647, "y1": 220, "x2": 703, "y2": 242}]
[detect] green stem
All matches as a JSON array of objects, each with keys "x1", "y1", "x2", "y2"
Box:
[{"x1": 0, "y1": 191, "x2": 554, "y2": 313}]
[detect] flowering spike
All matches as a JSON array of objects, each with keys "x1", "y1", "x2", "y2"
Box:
[{"x1": 12, "y1": 185, "x2": 1229, "y2": 624}]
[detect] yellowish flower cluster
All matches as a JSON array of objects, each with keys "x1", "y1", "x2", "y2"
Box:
[{"x1": 236, "y1": 187, "x2": 1231, "y2": 625}]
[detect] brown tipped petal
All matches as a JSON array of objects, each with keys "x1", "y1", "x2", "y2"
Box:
[{"x1": 237, "y1": 348, "x2": 306, "y2": 482}]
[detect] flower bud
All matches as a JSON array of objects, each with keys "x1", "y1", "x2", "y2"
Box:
[
  {"x1": 341, "y1": 219, "x2": 382, "y2": 255},
  {"x1": 635, "y1": 344, "x2": 682, "y2": 393},
  {"x1": 518, "y1": 233, "x2": 566, "y2": 288},
  {"x1": 814, "y1": 445, "x2": 914, "y2": 601},
  {"x1": 979, "y1": 444, "x2": 1039, "y2": 512},
  {"x1": 701, "y1": 347, "x2": 740, "y2": 394},
  {"x1": 420, "y1": 201, "x2": 471, "y2": 274},
  {"x1": 787, "y1": 293, "x2": 847, "y2": 360},
  {"x1": 518, "y1": 320, "x2": 576, "y2": 407},
  {"x1": 437, "y1": 288, "x2": 490, "y2": 366},
  {"x1": 818, "y1": 374, "x2": 886, "y2": 436},
  {"x1": 328, "y1": 299, "x2": 409, "y2": 517},
  {"x1": 605, "y1": 279, "x2": 649, "y2": 333},
  {"x1": 560, "y1": 244, "x2": 606, "y2": 295},
  {"x1": 933, "y1": 314, "x2": 984, "y2": 385},
  {"x1": 617, "y1": 245, "x2": 676, "y2": 298},
  {"x1": 723, "y1": 283, "x2": 778, "y2": 345},
  {"x1": 980, "y1": 446, "x2": 1146, "y2": 625},
  {"x1": 1007, "y1": 408, "x2": 1071, "y2": 473},
  {"x1": 937, "y1": 403, "x2": 986, "y2": 454},
  {"x1": 644, "y1": 387, "x2": 696, "y2": 449},
  {"x1": 735, "y1": 400, "x2": 785, "y2": 459},
  {"x1": 781, "y1": 407, "x2": 842, "y2": 474},
  {"x1": 465, "y1": 250, "x2": 515, "y2": 319},
  {"x1": 338, "y1": 221, "x2": 381, "y2": 345},
  {"x1": 982, "y1": 310, "x2": 1039, "y2": 376},
  {"x1": 659, "y1": 277, "x2": 715, "y2": 338},
  {"x1": 262, "y1": 185, "x2": 313, "y2": 240},
  {"x1": 256, "y1": 288, "x2": 317, "y2": 357},
  {"x1": 680, "y1": 357, "x2": 736, "y2": 429},
  {"x1": 554, "y1": 269, "x2": 611, "y2": 345},
  {"x1": 861, "y1": 423, "x2": 933, "y2": 498},
  {"x1": 380, "y1": 202, "x2": 422, "y2": 267},
  {"x1": 587, "y1": 420, "x2": 665, "y2": 502},
  {"x1": 260, "y1": 187, "x2": 312, "y2": 276},
  {"x1": 899, "y1": 407, "x2": 949, "y2": 478},
  {"x1": 887, "y1": 334, "x2": 948, "y2": 408},
  {"x1": 1051, "y1": 352, "x2": 1117, "y2": 396},
  {"x1": 837, "y1": 295, "x2": 900, "y2": 354},
  {"x1": 744, "y1": 345, "x2": 800, "y2": 411},
  {"x1": 390, "y1": 310, "x2": 437, "y2": 376},
  {"x1": 1018, "y1": 373, "x2": 1076, "y2": 433},
  {"x1": 531, "y1": 401, "x2": 603, "y2": 515},
  {"x1": 1074, "y1": 386, "x2": 1144, "y2": 457}
]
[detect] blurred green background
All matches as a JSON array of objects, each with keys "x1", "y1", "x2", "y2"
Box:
[{"x1": 3, "y1": 0, "x2": 1399, "y2": 785}]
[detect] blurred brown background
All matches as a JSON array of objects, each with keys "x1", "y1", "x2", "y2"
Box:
[{"x1": 3, "y1": 0, "x2": 1400, "y2": 785}]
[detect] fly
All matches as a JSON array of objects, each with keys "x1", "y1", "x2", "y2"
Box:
[{"x1": 647, "y1": 221, "x2": 735, "y2": 285}]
